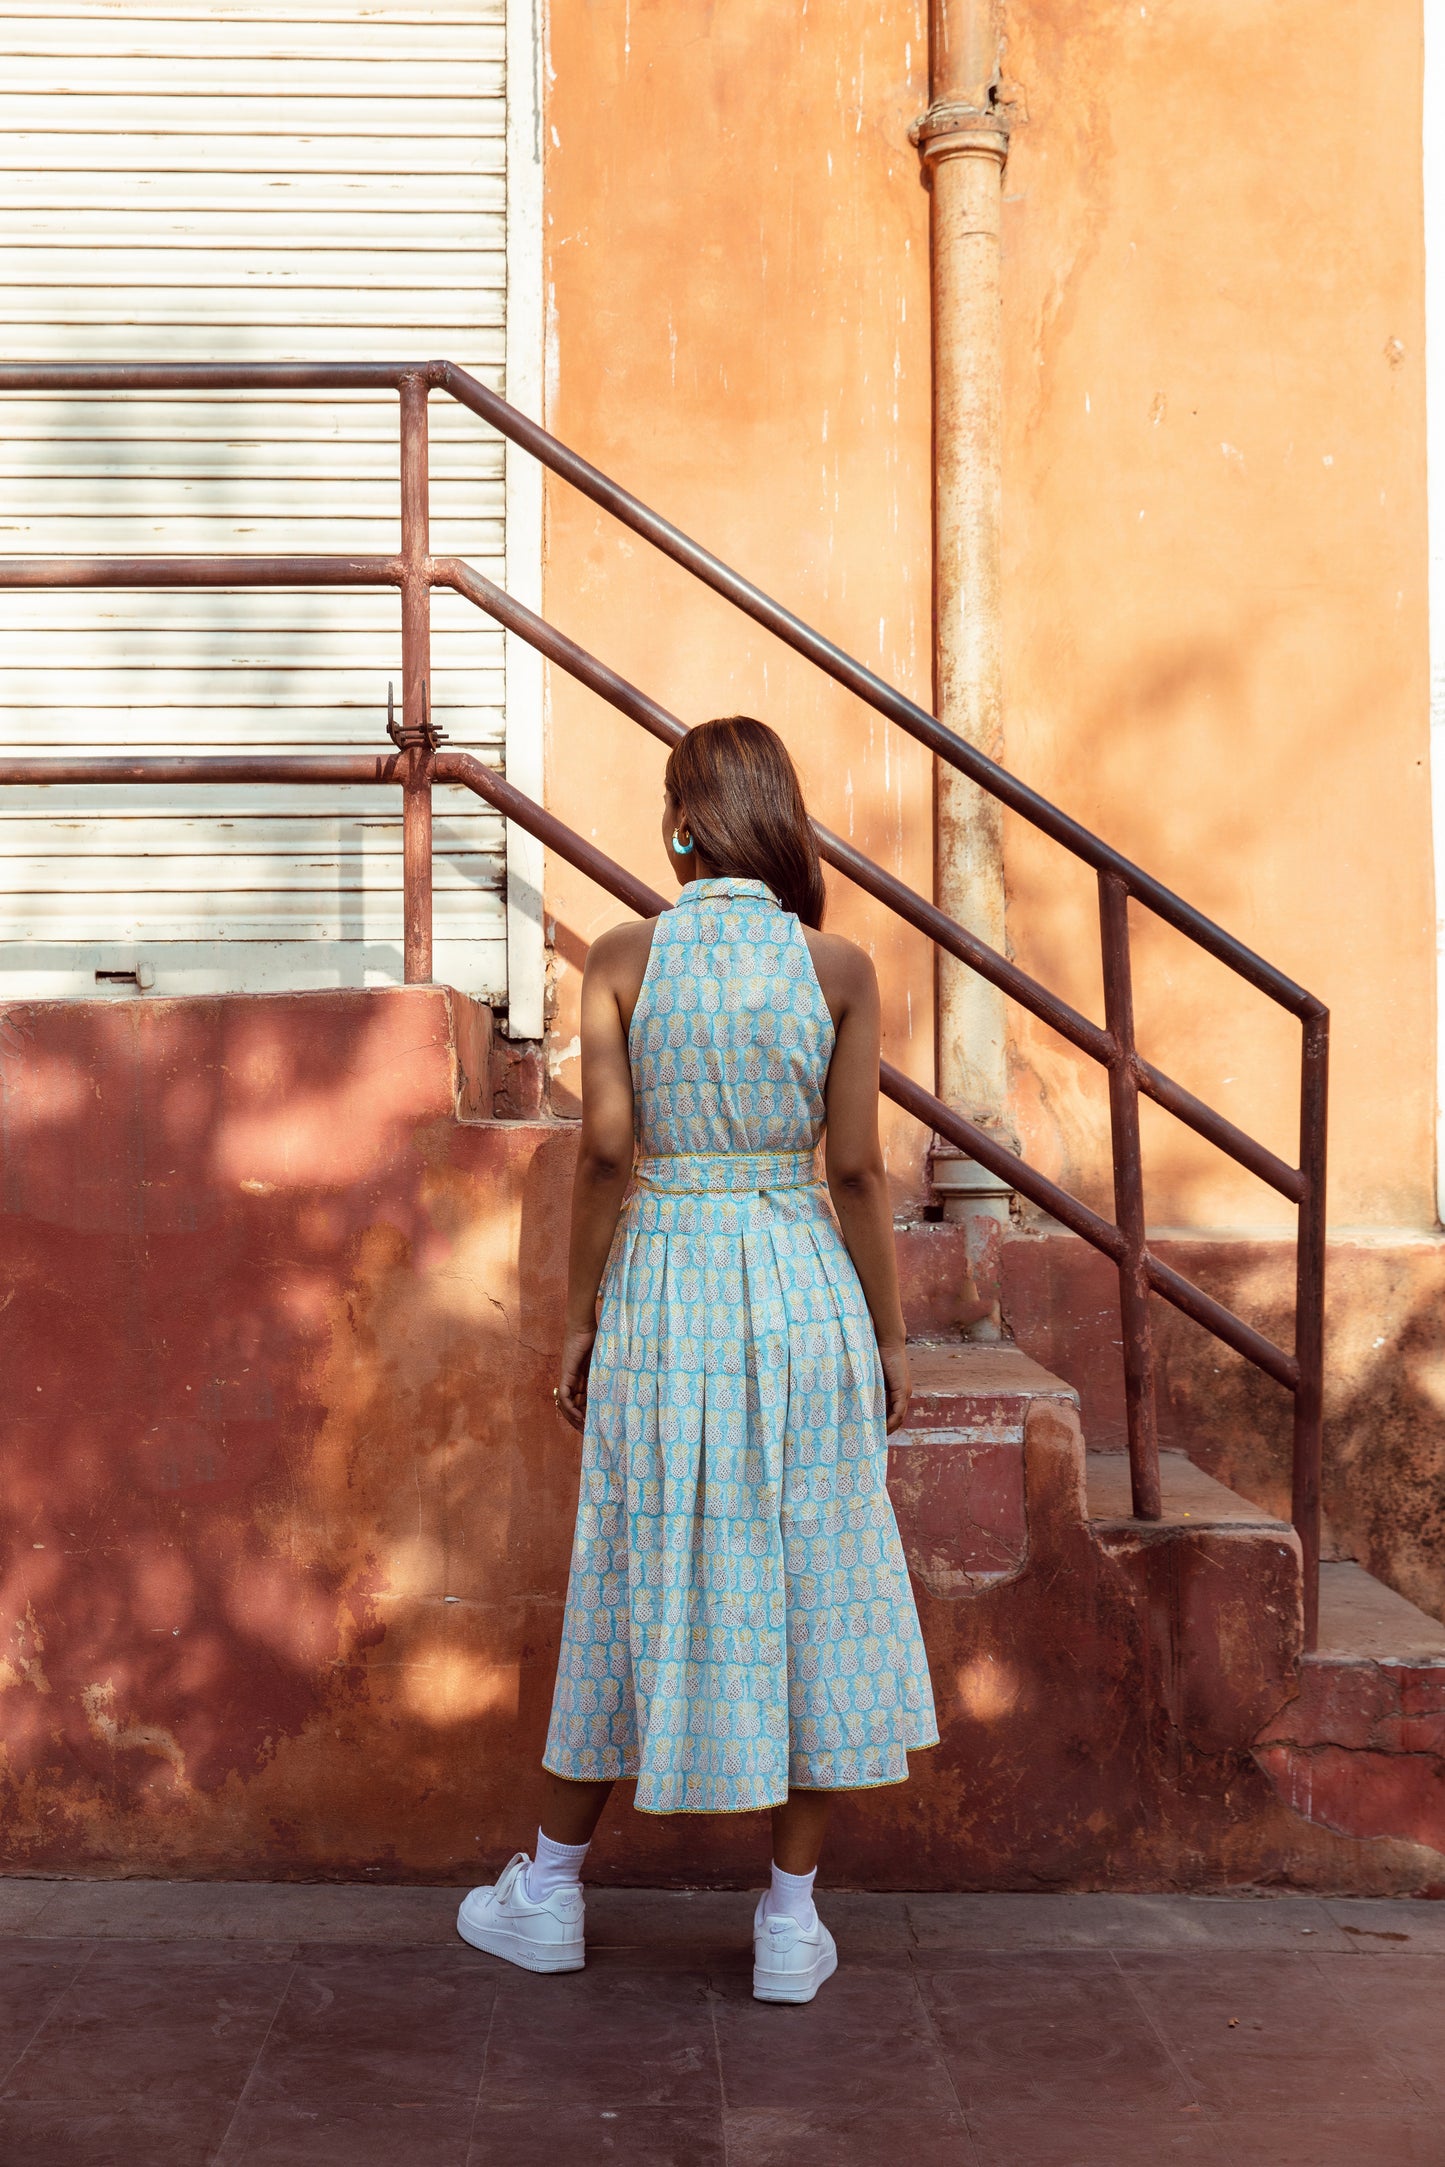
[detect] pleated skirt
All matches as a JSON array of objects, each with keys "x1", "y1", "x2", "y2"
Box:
[{"x1": 542, "y1": 1181, "x2": 940, "y2": 1814}]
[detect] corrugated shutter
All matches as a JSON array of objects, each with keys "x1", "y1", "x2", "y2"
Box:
[{"x1": 0, "y1": 0, "x2": 510, "y2": 1000}]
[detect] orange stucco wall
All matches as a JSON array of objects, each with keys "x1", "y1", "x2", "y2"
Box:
[
  {"x1": 999, "y1": 0, "x2": 1435, "y2": 1233},
  {"x1": 540, "y1": 0, "x2": 1438, "y2": 1240},
  {"x1": 540, "y1": 0, "x2": 937, "y2": 1190}
]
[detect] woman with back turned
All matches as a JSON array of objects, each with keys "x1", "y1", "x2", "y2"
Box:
[{"x1": 457, "y1": 717, "x2": 938, "y2": 2003}]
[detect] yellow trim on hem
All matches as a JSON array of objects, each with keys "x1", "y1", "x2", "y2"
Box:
[{"x1": 541, "y1": 1735, "x2": 941, "y2": 1817}]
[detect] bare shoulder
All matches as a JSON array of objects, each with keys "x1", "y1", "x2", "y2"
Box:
[
  {"x1": 801, "y1": 926, "x2": 877, "y2": 1025},
  {"x1": 585, "y1": 915, "x2": 660, "y2": 1030},
  {"x1": 586, "y1": 917, "x2": 658, "y2": 981}
]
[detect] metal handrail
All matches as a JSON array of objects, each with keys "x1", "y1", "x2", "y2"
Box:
[{"x1": 0, "y1": 360, "x2": 1329, "y2": 1646}]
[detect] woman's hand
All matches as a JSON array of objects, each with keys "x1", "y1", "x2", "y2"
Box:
[
  {"x1": 878, "y1": 1341, "x2": 911, "y2": 1435},
  {"x1": 556, "y1": 1326, "x2": 598, "y2": 1433}
]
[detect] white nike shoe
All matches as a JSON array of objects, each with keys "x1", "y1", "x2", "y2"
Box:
[
  {"x1": 456, "y1": 1853, "x2": 585, "y2": 1974},
  {"x1": 752, "y1": 1894, "x2": 839, "y2": 2004}
]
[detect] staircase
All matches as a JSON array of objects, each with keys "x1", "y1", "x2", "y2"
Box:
[
  {"x1": 1, "y1": 979, "x2": 1437, "y2": 1893},
  {"x1": 2, "y1": 358, "x2": 1430, "y2": 1894},
  {"x1": 885, "y1": 1335, "x2": 1445, "y2": 1892},
  {"x1": 0, "y1": 355, "x2": 1333, "y2": 1655}
]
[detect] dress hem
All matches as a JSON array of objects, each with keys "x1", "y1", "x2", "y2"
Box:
[{"x1": 541, "y1": 1732, "x2": 941, "y2": 1816}]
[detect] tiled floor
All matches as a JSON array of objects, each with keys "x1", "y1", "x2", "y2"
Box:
[{"x1": 0, "y1": 1881, "x2": 1442, "y2": 2164}]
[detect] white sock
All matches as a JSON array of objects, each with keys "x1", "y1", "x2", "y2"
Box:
[
  {"x1": 765, "y1": 1860, "x2": 817, "y2": 1927},
  {"x1": 524, "y1": 1828, "x2": 590, "y2": 1903}
]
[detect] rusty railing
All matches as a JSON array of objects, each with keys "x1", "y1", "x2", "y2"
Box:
[{"x1": 0, "y1": 361, "x2": 1329, "y2": 1645}]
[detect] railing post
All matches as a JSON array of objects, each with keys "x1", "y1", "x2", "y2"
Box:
[
  {"x1": 1098, "y1": 871, "x2": 1162, "y2": 1520},
  {"x1": 399, "y1": 371, "x2": 433, "y2": 984},
  {"x1": 1294, "y1": 1012, "x2": 1329, "y2": 1650}
]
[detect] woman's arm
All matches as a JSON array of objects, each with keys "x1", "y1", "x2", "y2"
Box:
[
  {"x1": 555, "y1": 930, "x2": 638, "y2": 1432},
  {"x1": 818, "y1": 945, "x2": 911, "y2": 1434}
]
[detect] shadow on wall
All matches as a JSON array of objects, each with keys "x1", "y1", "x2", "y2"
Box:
[
  {"x1": 1004, "y1": 1232, "x2": 1445, "y2": 1627},
  {"x1": 5, "y1": 983, "x2": 1443, "y2": 1893},
  {"x1": 0, "y1": 985, "x2": 583, "y2": 1879}
]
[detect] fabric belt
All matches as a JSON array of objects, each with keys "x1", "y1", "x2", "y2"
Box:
[{"x1": 633, "y1": 1148, "x2": 819, "y2": 1195}]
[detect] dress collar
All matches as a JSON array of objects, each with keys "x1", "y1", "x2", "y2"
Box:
[{"x1": 676, "y1": 875, "x2": 781, "y2": 909}]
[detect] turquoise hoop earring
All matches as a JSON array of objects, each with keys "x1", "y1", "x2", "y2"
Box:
[{"x1": 671, "y1": 830, "x2": 694, "y2": 857}]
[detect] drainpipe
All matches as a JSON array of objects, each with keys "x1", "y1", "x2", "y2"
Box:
[{"x1": 911, "y1": 0, "x2": 1014, "y2": 1328}]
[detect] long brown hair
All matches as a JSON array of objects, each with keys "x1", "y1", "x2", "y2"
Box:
[{"x1": 665, "y1": 717, "x2": 827, "y2": 928}]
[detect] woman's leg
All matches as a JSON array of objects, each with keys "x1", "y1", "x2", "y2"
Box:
[
  {"x1": 771, "y1": 1788, "x2": 834, "y2": 1874},
  {"x1": 539, "y1": 1770, "x2": 615, "y2": 1847},
  {"x1": 755, "y1": 1791, "x2": 839, "y2": 1998}
]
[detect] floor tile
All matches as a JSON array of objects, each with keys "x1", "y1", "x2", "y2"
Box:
[
  {"x1": 1071, "y1": 1896, "x2": 1351, "y2": 1954},
  {"x1": 714, "y1": 1964, "x2": 960, "y2": 2120},
  {"x1": 20, "y1": 1881, "x2": 250, "y2": 1941},
  {"x1": 725, "y1": 2107, "x2": 975, "y2": 2166},
  {"x1": 816, "y1": 1891, "x2": 915, "y2": 1962},
  {"x1": 906, "y1": 1894, "x2": 1352, "y2": 1958},
  {"x1": 469, "y1": 2101, "x2": 726, "y2": 2164},
  {"x1": 244, "y1": 1948, "x2": 496, "y2": 2107},
  {"x1": 906, "y1": 1894, "x2": 1135, "y2": 1954},
  {"x1": 0, "y1": 1945, "x2": 91, "y2": 2077},
  {"x1": 295, "y1": 1937, "x2": 477, "y2": 1965},
  {"x1": 1, "y1": 1944, "x2": 293, "y2": 2105},
  {"x1": 1310, "y1": 1953, "x2": 1445, "y2": 2105},
  {"x1": 22, "y1": 1878, "x2": 467, "y2": 1947},
  {"x1": 582, "y1": 1888, "x2": 913, "y2": 1969},
  {"x1": 581, "y1": 1889, "x2": 755, "y2": 1973},
  {"x1": 0, "y1": 1880, "x2": 56, "y2": 1932},
  {"x1": 227, "y1": 1885, "x2": 468, "y2": 1946},
  {"x1": 583, "y1": 1889, "x2": 755, "y2": 1949},
  {"x1": 0, "y1": 2094, "x2": 236, "y2": 2165},
  {"x1": 1113, "y1": 1953, "x2": 1406, "y2": 2113},
  {"x1": 215, "y1": 2095, "x2": 476, "y2": 2166},
  {"x1": 0, "y1": 1885, "x2": 1433, "y2": 2163},
  {"x1": 482, "y1": 1968, "x2": 722, "y2": 2110},
  {"x1": 920, "y1": 1955, "x2": 1196, "y2": 2116},
  {"x1": 1214, "y1": 2111, "x2": 1445, "y2": 2166},
  {"x1": 1321, "y1": 1898, "x2": 1445, "y2": 1953},
  {"x1": 967, "y1": 2108, "x2": 1230, "y2": 2166}
]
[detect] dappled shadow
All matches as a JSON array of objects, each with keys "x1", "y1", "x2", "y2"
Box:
[
  {"x1": 1004, "y1": 1231, "x2": 1445, "y2": 1628},
  {"x1": 0, "y1": 984, "x2": 579, "y2": 1878}
]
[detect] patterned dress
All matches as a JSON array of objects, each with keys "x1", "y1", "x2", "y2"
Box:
[{"x1": 543, "y1": 875, "x2": 938, "y2": 1813}]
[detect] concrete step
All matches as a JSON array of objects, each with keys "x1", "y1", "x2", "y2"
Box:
[
  {"x1": 888, "y1": 1342, "x2": 1077, "y2": 1592},
  {"x1": 1086, "y1": 1448, "x2": 1291, "y2": 1530},
  {"x1": 1085, "y1": 1447, "x2": 1445, "y2": 1860},
  {"x1": 1256, "y1": 1561, "x2": 1445, "y2": 1860},
  {"x1": 1315, "y1": 1560, "x2": 1445, "y2": 1665},
  {"x1": 896, "y1": 1219, "x2": 990, "y2": 1339}
]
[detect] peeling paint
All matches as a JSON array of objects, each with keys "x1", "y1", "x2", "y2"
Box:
[{"x1": 82, "y1": 1683, "x2": 189, "y2": 1787}]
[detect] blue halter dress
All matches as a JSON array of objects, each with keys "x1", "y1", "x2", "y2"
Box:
[{"x1": 543, "y1": 876, "x2": 938, "y2": 1813}]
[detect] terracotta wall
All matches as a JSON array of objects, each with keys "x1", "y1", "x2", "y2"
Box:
[{"x1": 4, "y1": 991, "x2": 1438, "y2": 1889}]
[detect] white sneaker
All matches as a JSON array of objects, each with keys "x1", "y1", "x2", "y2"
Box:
[
  {"x1": 752, "y1": 1894, "x2": 838, "y2": 2004},
  {"x1": 456, "y1": 1853, "x2": 585, "y2": 1974}
]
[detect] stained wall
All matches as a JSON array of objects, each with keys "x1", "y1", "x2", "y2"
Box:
[{"x1": 2, "y1": 991, "x2": 1438, "y2": 1890}]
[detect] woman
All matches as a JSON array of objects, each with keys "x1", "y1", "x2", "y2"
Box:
[{"x1": 458, "y1": 717, "x2": 937, "y2": 2003}]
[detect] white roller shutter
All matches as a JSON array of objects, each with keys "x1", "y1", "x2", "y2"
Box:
[{"x1": 0, "y1": 1, "x2": 514, "y2": 1000}]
